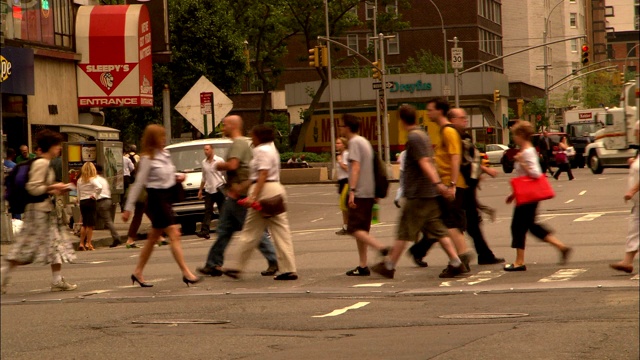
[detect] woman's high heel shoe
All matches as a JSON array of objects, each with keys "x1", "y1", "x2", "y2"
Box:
[
  {"x1": 182, "y1": 276, "x2": 203, "y2": 287},
  {"x1": 86, "y1": 244, "x2": 95, "y2": 251},
  {"x1": 77, "y1": 245, "x2": 86, "y2": 251},
  {"x1": 131, "y1": 274, "x2": 153, "y2": 287}
]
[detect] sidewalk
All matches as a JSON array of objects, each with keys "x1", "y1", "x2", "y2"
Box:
[{"x1": 1, "y1": 208, "x2": 152, "y2": 256}]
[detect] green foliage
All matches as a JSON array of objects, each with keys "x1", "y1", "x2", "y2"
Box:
[
  {"x1": 405, "y1": 49, "x2": 453, "y2": 74},
  {"x1": 279, "y1": 152, "x2": 331, "y2": 163},
  {"x1": 508, "y1": 107, "x2": 516, "y2": 120},
  {"x1": 581, "y1": 72, "x2": 621, "y2": 109},
  {"x1": 523, "y1": 97, "x2": 549, "y2": 131},
  {"x1": 624, "y1": 71, "x2": 637, "y2": 83},
  {"x1": 264, "y1": 112, "x2": 291, "y2": 153}
]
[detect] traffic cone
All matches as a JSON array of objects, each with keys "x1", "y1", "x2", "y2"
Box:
[{"x1": 371, "y1": 204, "x2": 380, "y2": 225}]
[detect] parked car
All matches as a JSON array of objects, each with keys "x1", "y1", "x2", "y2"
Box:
[
  {"x1": 501, "y1": 132, "x2": 574, "y2": 173},
  {"x1": 484, "y1": 144, "x2": 509, "y2": 164},
  {"x1": 165, "y1": 138, "x2": 234, "y2": 234}
]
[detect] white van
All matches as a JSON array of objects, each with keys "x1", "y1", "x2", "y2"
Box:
[{"x1": 165, "y1": 138, "x2": 233, "y2": 234}]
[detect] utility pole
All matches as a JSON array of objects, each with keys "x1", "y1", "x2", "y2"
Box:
[
  {"x1": 324, "y1": 0, "x2": 336, "y2": 180},
  {"x1": 453, "y1": 37, "x2": 460, "y2": 107},
  {"x1": 162, "y1": 84, "x2": 171, "y2": 143},
  {"x1": 379, "y1": 33, "x2": 391, "y2": 168},
  {"x1": 372, "y1": 1, "x2": 382, "y2": 155}
]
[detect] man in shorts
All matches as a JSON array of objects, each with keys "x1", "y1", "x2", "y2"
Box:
[
  {"x1": 340, "y1": 114, "x2": 390, "y2": 276},
  {"x1": 372, "y1": 105, "x2": 466, "y2": 279}
]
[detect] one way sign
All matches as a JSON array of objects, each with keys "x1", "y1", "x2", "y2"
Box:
[{"x1": 372, "y1": 81, "x2": 394, "y2": 90}]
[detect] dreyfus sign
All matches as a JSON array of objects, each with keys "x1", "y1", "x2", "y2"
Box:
[
  {"x1": 0, "y1": 46, "x2": 35, "y2": 95},
  {"x1": 389, "y1": 80, "x2": 432, "y2": 94},
  {"x1": 76, "y1": 5, "x2": 153, "y2": 107}
]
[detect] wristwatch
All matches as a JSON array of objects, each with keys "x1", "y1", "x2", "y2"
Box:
[
  {"x1": 350, "y1": 188, "x2": 356, "y2": 192},
  {"x1": 449, "y1": 181, "x2": 456, "y2": 187}
]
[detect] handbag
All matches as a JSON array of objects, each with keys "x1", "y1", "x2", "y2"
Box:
[
  {"x1": 510, "y1": 175, "x2": 555, "y2": 206},
  {"x1": 555, "y1": 151, "x2": 567, "y2": 163},
  {"x1": 565, "y1": 146, "x2": 576, "y2": 157},
  {"x1": 258, "y1": 194, "x2": 286, "y2": 218}
]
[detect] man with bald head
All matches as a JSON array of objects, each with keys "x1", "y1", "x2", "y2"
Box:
[{"x1": 198, "y1": 115, "x2": 279, "y2": 277}]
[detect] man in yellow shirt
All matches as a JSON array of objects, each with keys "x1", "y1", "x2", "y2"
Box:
[{"x1": 428, "y1": 98, "x2": 474, "y2": 272}]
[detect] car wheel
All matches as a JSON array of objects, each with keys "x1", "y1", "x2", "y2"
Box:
[{"x1": 588, "y1": 152, "x2": 604, "y2": 174}]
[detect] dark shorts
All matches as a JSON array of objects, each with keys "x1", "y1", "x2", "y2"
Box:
[
  {"x1": 397, "y1": 198, "x2": 449, "y2": 242},
  {"x1": 146, "y1": 188, "x2": 177, "y2": 229},
  {"x1": 80, "y1": 199, "x2": 97, "y2": 227},
  {"x1": 347, "y1": 198, "x2": 375, "y2": 234},
  {"x1": 437, "y1": 187, "x2": 467, "y2": 231},
  {"x1": 338, "y1": 178, "x2": 349, "y2": 194}
]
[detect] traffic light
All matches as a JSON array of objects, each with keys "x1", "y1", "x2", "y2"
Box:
[
  {"x1": 319, "y1": 46, "x2": 328, "y2": 67},
  {"x1": 581, "y1": 44, "x2": 589, "y2": 65},
  {"x1": 487, "y1": 127, "x2": 495, "y2": 134},
  {"x1": 493, "y1": 89, "x2": 500, "y2": 103},
  {"x1": 620, "y1": 72, "x2": 625, "y2": 84},
  {"x1": 308, "y1": 46, "x2": 319, "y2": 67},
  {"x1": 372, "y1": 61, "x2": 381, "y2": 79}
]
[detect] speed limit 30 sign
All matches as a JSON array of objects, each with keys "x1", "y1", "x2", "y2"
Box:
[{"x1": 451, "y1": 48, "x2": 463, "y2": 69}]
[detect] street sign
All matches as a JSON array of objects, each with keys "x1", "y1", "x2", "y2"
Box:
[
  {"x1": 372, "y1": 81, "x2": 394, "y2": 90},
  {"x1": 443, "y1": 85, "x2": 451, "y2": 96},
  {"x1": 200, "y1": 92, "x2": 213, "y2": 115},
  {"x1": 451, "y1": 47, "x2": 463, "y2": 69},
  {"x1": 175, "y1": 76, "x2": 233, "y2": 136}
]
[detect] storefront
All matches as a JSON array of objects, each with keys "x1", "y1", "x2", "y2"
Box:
[{"x1": 1, "y1": 46, "x2": 35, "y2": 153}]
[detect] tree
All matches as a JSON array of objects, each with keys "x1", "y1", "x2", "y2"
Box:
[
  {"x1": 405, "y1": 49, "x2": 453, "y2": 74},
  {"x1": 523, "y1": 97, "x2": 549, "y2": 131},
  {"x1": 103, "y1": 0, "x2": 247, "y2": 143},
  {"x1": 581, "y1": 72, "x2": 621, "y2": 109}
]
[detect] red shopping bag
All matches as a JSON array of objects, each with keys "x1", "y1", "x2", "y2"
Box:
[{"x1": 510, "y1": 175, "x2": 555, "y2": 206}]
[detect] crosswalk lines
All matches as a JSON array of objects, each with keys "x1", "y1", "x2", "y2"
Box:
[
  {"x1": 573, "y1": 213, "x2": 605, "y2": 222},
  {"x1": 538, "y1": 268, "x2": 588, "y2": 282},
  {"x1": 440, "y1": 270, "x2": 505, "y2": 287}
]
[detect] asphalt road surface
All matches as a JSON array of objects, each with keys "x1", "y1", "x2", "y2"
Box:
[{"x1": 2, "y1": 168, "x2": 638, "y2": 360}]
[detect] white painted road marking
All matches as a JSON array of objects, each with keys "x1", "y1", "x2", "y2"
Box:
[
  {"x1": 631, "y1": 274, "x2": 639, "y2": 280},
  {"x1": 538, "y1": 269, "x2": 587, "y2": 282},
  {"x1": 565, "y1": 199, "x2": 574, "y2": 204},
  {"x1": 87, "y1": 261, "x2": 110, "y2": 264},
  {"x1": 313, "y1": 302, "x2": 370, "y2": 318},
  {"x1": 310, "y1": 217, "x2": 324, "y2": 223},
  {"x1": 352, "y1": 283, "x2": 384, "y2": 288},
  {"x1": 439, "y1": 270, "x2": 505, "y2": 287},
  {"x1": 574, "y1": 213, "x2": 604, "y2": 222},
  {"x1": 579, "y1": 191, "x2": 587, "y2": 196}
]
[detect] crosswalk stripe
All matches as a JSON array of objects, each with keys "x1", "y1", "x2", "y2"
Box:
[
  {"x1": 631, "y1": 274, "x2": 639, "y2": 280},
  {"x1": 312, "y1": 302, "x2": 370, "y2": 318},
  {"x1": 439, "y1": 270, "x2": 505, "y2": 287},
  {"x1": 573, "y1": 213, "x2": 604, "y2": 222},
  {"x1": 538, "y1": 269, "x2": 587, "y2": 282}
]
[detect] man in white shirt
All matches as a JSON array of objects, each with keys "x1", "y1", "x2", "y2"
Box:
[
  {"x1": 121, "y1": 154, "x2": 135, "y2": 211},
  {"x1": 95, "y1": 164, "x2": 121, "y2": 247},
  {"x1": 197, "y1": 144, "x2": 226, "y2": 239}
]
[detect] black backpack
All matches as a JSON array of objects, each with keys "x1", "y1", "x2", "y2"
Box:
[
  {"x1": 372, "y1": 147, "x2": 389, "y2": 199},
  {"x1": 4, "y1": 158, "x2": 50, "y2": 214}
]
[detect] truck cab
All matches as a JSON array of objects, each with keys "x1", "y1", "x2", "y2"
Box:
[
  {"x1": 585, "y1": 106, "x2": 637, "y2": 174},
  {"x1": 565, "y1": 120, "x2": 603, "y2": 168}
]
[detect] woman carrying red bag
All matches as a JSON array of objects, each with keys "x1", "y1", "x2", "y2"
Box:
[{"x1": 504, "y1": 122, "x2": 572, "y2": 272}]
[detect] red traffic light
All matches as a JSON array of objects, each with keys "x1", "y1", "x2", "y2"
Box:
[
  {"x1": 487, "y1": 127, "x2": 494, "y2": 134},
  {"x1": 581, "y1": 45, "x2": 589, "y2": 52}
]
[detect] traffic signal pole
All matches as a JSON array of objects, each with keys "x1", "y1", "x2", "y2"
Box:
[
  {"x1": 379, "y1": 33, "x2": 391, "y2": 168},
  {"x1": 323, "y1": 0, "x2": 336, "y2": 180},
  {"x1": 372, "y1": 1, "x2": 382, "y2": 156}
]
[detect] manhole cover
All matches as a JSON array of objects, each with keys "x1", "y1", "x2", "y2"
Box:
[
  {"x1": 439, "y1": 313, "x2": 529, "y2": 319},
  {"x1": 132, "y1": 319, "x2": 230, "y2": 325}
]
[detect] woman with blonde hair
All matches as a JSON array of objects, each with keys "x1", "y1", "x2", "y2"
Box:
[
  {"x1": 76, "y1": 161, "x2": 102, "y2": 251},
  {"x1": 335, "y1": 137, "x2": 350, "y2": 235},
  {"x1": 123, "y1": 124, "x2": 202, "y2": 287}
]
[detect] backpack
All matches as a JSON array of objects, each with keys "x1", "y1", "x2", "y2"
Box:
[
  {"x1": 128, "y1": 153, "x2": 138, "y2": 180},
  {"x1": 4, "y1": 158, "x2": 50, "y2": 214},
  {"x1": 371, "y1": 146, "x2": 389, "y2": 199},
  {"x1": 440, "y1": 124, "x2": 478, "y2": 186}
]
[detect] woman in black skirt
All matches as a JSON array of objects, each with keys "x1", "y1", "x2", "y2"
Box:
[
  {"x1": 122, "y1": 124, "x2": 202, "y2": 287},
  {"x1": 76, "y1": 162, "x2": 102, "y2": 251}
]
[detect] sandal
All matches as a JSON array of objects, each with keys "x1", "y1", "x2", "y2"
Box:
[
  {"x1": 86, "y1": 244, "x2": 95, "y2": 251},
  {"x1": 77, "y1": 245, "x2": 86, "y2": 251},
  {"x1": 504, "y1": 263, "x2": 527, "y2": 272}
]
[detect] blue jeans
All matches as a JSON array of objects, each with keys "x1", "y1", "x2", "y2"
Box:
[{"x1": 205, "y1": 197, "x2": 277, "y2": 267}]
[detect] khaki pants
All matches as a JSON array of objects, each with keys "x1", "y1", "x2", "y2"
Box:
[{"x1": 226, "y1": 182, "x2": 297, "y2": 273}]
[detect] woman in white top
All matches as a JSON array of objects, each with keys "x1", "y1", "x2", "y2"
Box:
[
  {"x1": 504, "y1": 121, "x2": 572, "y2": 272},
  {"x1": 123, "y1": 124, "x2": 202, "y2": 288},
  {"x1": 76, "y1": 162, "x2": 102, "y2": 251},
  {"x1": 552, "y1": 135, "x2": 574, "y2": 181},
  {"x1": 610, "y1": 120, "x2": 639, "y2": 273},
  {"x1": 336, "y1": 137, "x2": 350, "y2": 235},
  {"x1": 2, "y1": 130, "x2": 77, "y2": 294},
  {"x1": 224, "y1": 125, "x2": 298, "y2": 280}
]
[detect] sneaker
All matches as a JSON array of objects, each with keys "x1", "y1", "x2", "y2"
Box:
[
  {"x1": 371, "y1": 262, "x2": 395, "y2": 279},
  {"x1": 197, "y1": 266, "x2": 223, "y2": 277},
  {"x1": 109, "y1": 239, "x2": 121, "y2": 248},
  {"x1": 197, "y1": 232, "x2": 210, "y2": 240},
  {"x1": 335, "y1": 228, "x2": 348, "y2": 236},
  {"x1": 346, "y1": 266, "x2": 370, "y2": 276},
  {"x1": 261, "y1": 264, "x2": 279, "y2": 276},
  {"x1": 439, "y1": 265, "x2": 465, "y2": 278},
  {"x1": 51, "y1": 278, "x2": 77, "y2": 292}
]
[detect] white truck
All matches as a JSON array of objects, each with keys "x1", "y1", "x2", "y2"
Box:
[
  {"x1": 584, "y1": 80, "x2": 639, "y2": 174},
  {"x1": 561, "y1": 108, "x2": 605, "y2": 168}
]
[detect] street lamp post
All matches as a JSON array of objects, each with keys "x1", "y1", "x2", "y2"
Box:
[
  {"x1": 543, "y1": 0, "x2": 566, "y2": 122},
  {"x1": 324, "y1": 0, "x2": 336, "y2": 180},
  {"x1": 370, "y1": 1, "x2": 383, "y2": 156},
  {"x1": 428, "y1": 0, "x2": 448, "y2": 98}
]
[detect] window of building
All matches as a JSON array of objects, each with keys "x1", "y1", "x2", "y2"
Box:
[
  {"x1": 366, "y1": 3, "x2": 375, "y2": 20},
  {"x1": 348, "y1": 4, "x2": 358, "y2": 17},
  {"x1": 571, "y1": 62, "x2": 579, "y2": 72},
  {"x1": 347, "y1": 34, "x2": 359, "y2": 56},
  {"x1": 366, "y1": 33, "x2": 376, "y2": 54},
  {"x1": 571, "y1": 39, "x2": 578, "y2": 52},
  {"x1": 607, "y1": 44, "x2": 614, "y2": 59},
  {"x1": 478, "y1": 29, "x2": 502, "y2": 56},
  {"x1": 627, "y1": 42, "x2": 637, "y2": 57},
  {"x1": 386, "y1": 0, "x2": 398, "y2": 17},
  {"x1": 629, "y1": 65, "x2": 637, "y2": 72},
  {"x1": 478, "y1": 0, "x2": 501, "y2": 24},
  {"x1": 478, "y1": 0, "x2": 484, "y2": 17},
  {"x1": 569, "y1": 0, "x2": 576, "y2": 3},
  {"x1": 387, "y1": 33, "x2": 399, "y2": 55},
  {"x1": 605, "y1": 6, "x2": 614, "y2": 17},
  {"x1": 53, "y1": 0, "x2": 75, "y2": 48},
  {"x1": 388, "y1": 67, "x2": 401, "y2": 75},
  {"x1": 570, "y1": 13, "x2": 577, "y2": 27},
  {"x1": 3, "y1": 0, "x2": 76, "y2": 49}
]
